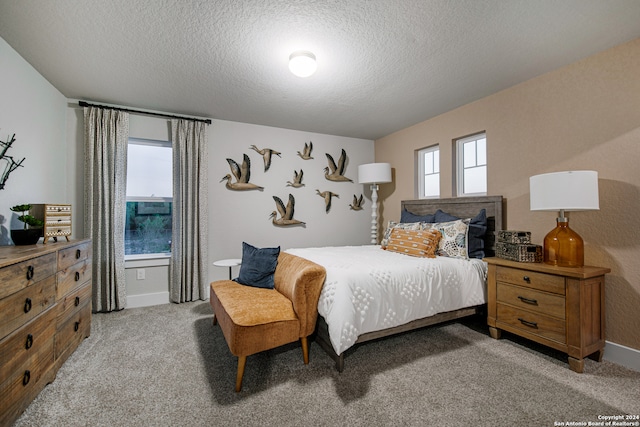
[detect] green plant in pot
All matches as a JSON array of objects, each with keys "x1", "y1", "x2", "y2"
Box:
[{"x1": 10, "y1": 204, "x2": 44, "y2": 245}]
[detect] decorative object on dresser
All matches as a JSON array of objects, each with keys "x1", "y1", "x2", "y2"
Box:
[
  {"x1": 529, "y1": 170, "x2": 599, "y2": 267},
  {"x1": 9, "y1": 204, "x2": 44, "y2": 245},
  {"x1": 485, "y1": 256, "x2": 610, "y2": 373},
  {"x1": 30, "y1": 204, "x2": 72, "y2": 243},
  {"x1": 0, "y1": 239, "x2": 92, "y2": 426},
  {"x1": 495, "y1": 230, "x2": 542, "y2": 263},
  {"x1": 358, "y1": 162, "x2": 392, "y2": 244}
]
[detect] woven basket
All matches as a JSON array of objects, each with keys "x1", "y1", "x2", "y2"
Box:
[
  {"x1": 496, "y1": 242, "x2": 542, "y2": 263},
  {"x1": 497, "y1": 230, "x2": 531, "y2": 244}
]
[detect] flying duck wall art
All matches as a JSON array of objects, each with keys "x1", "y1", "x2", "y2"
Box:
[
  {"x1": 250, "y1": 144, "x2": 281, "y2": 172},
  {"x1": 349, "y1": 194, "x2": 364, "y2": 211},
  {"x1": 316, "y1": 190, "x2": 339, "y2": 213},
  {"x1": 286, "y1": 169, "x2": 305, "y2": 188},
  {"x1": 221, "y1": 154, "x2": 264, "y2": 191},
  {"x1": 297, "y1": 141, "x2": 314, "y2": 160},
  {"x1": 271, "y1": 194, "x2": 305, "y2": 227},
  {"x1": 324, "y1": 149, "x2": 352, "y2": 182}
]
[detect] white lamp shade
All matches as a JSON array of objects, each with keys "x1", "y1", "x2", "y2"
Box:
[
  {"x1": 358, "y1": 163, "x2": 392, "y2": 184},
  {"x1": 530, "y1": 170, "x2": 599, "y2": 211},
  {"x1": 289, "y1": 51, "x2": 317, "y2": 77}
]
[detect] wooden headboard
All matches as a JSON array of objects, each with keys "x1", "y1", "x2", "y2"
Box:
[{"x1": 400, "y1": 196, "x2": 504, "y2": 257}]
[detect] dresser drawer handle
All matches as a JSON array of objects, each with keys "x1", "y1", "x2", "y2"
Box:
[
  {"x1": 24, "y1": 298, "x2": 32, "y2": 313},
  {"x1": 75, "y1": 271, "x2": 80, "y2": 281},
  {"x1": 517, "y1": 296, "x2": 538, "y2": 305},
  {"x1": 75, "y1": 296, "x2": 81, "y2": 306},
  {"x1": 25, "y1": 333, "x2": 34, "y2": 350},
  {"x1": 518, "y1": 318, "x2": 538, "y2": 329},
  {"x1": 74, "y1": 321, "x2": 80, "y2": 332},
  {"x1": 26, "y1": 265, "x2": 35, "y2": 280},
  {"x1": 522, "y1": 276, "x2": 531, "y2": 283},
  {"x1": 76, "y1": 249, "x2": 81, "y2": 259},
  {"x1": 23, "y1": 370, "x2": 31, "y2": 386}
]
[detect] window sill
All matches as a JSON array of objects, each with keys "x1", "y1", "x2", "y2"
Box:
[{"x1": 124, "y1": 253, "x2": 171, "y2": 268}]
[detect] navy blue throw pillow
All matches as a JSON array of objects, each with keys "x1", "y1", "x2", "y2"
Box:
[
  {"x1": 400, "y1": 209, "x2": 436, "y2": 224},
  {"x1": 233, "y1": 242, "x2": 280, "y2": 289},
  {"x1": 434, "y1": 209, "x2": 487, "y2": 259}
]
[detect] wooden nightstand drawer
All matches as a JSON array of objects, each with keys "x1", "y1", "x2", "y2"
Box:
[
  {"x1": 0, "y1": 275, "x2": 56, "y2": 339},
  {"x1": 496, "y1": 266, "x2": 565, "y2": 295},
  {"x1": 497, "y1": 303, "x2": 566, "y2": 344},
  {"x1": 496, "y1": 282, "x2": 565, "y2": 319},
  {"x1": 0, "y1": 253, "x2": 56, "y2": 300}
]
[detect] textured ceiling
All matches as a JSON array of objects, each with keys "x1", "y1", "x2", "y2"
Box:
[{"x1": 1, "y1": 0, "x2": 640, "y2": 140}]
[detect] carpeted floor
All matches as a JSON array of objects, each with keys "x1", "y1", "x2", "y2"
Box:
[{"x1": 13, "y1": 301, "x2": 640, "y2": 427}]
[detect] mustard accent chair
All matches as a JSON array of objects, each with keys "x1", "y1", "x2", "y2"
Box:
[{"x1": 210, "y1": 252, "x2": 326, "y2": 392}]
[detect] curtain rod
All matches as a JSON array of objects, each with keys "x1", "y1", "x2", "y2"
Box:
[{"x1": 78, "y1": 101, "x2": 212, "y2": 125}]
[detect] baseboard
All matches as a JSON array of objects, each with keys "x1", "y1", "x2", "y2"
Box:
[
  {"x1": 604, "y1": 340, "x2": 640, "y2": 372},
  {"x1": 126, "y1": 291, "x2": 170, "y2": 309}
]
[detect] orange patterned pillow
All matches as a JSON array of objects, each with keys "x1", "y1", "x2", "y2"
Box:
[{"x1": 385, "y1": 228, "x2": 442, "y2": 258}]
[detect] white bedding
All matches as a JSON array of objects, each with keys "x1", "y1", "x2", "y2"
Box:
[{"x1": 285, "y1": 245, "x2": 488, "y2": 355}]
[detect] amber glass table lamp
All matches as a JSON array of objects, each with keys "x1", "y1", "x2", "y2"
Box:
[{"x1": 529, "y1": 171, "x2": 599, "y2": 267}]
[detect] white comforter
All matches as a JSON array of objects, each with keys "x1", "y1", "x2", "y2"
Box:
[{"x1": 285, "y1": 245, "x2": 487, "y2": 355}]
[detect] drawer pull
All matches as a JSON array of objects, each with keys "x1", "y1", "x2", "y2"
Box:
[
  {"x1": 517, "y1": 296, "x2": 538, "y2": 305},
  {"x1": 23, "y1": 370, "x2": 31, "y2": 386},
  {"x1": 26, "y1": 334, "x2": 34, "y2": 350},
  {"x1": 76, "y1": 249, "x2": 81, "y2": 259},
  {"x1": 74, "y1": 321, "x2": 80, "y2": 332},
  {"x1": 518, "y1": 318, "x2": 538, "y2": 329},
  {"x1": 522, "y1": 276, "x2": 531, "y2": 283},
  {"x1": 75, "y1": 296, "x2": 81, "y2": 306},
  {"x1": 75, "y1": 271, "x2": 81, "y2": 281},
  {"x1": 26, "y1": 265, "x2": 35, "y2": 280},
  {"x1": 24, "y1": 298, "x2": 32, "y2": 313}
]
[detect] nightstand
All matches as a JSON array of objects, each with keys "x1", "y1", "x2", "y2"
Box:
[{"x1": 484, "y1": 257, "x2": 610, "y2": 373}]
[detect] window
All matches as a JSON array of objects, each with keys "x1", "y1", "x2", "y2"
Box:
[
  {"x1": 417, "y1": 145, "x2": 440, "y2": 198},
  {"x1": 125, "y1": 139, "x2": 172, "y2": 256},
  {"x1": 455, "y1": 132, "x2": 486, "y2": 196}
]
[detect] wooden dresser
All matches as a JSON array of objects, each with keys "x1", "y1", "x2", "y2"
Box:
[
  {"x1": 0, "y1": 239, "x2": 92, "y2": 426},
  {"x1": 485, "y1": 257, "x2": 610, "y2": 373}
]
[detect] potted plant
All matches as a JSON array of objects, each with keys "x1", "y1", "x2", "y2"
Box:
[{"x1": 10, "y1": 204, "x2": 44, "y2": 245}]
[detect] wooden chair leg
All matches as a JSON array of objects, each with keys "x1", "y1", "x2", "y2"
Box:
[
  {"x1": 212, "y1": 314, "x2": 217, "y2": 325},
  {"x1": 235, "y1": 356, "x2": 246, "y2": 392},
  {"x1": 301, "y1": 336, "x2": 309, "y2": 364}
]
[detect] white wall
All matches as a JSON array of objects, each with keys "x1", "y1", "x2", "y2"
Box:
[
  {"x1": 65, "y1": 108, "x2": 375, "y2": 305},
  {"x1": 0, "y1": 37, "x2": 68, "y2": 244}
]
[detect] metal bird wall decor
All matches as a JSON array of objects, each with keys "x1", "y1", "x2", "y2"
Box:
[
  {"x1": 221, "y1": 154, "x2": 264, "y2": 191},
  {"x1": 316, "y1": 189, "x2": 339, "y2": 213},
  {"x1": 297, "y1": 141, "x2": 314, "y2": 160},
  {"x1": 271, "y1": 194, "x2": 305, "y2": 226},
  {"x1": 0, "y1": 133, "x2": 25, "y2": 190},
  {"x1": 349, "y1": 194, "x2": 364, "y2": 211},
  {"x1": 250, "y1": 144, "x2": 281, "y2": 172},
  {"x1": 324, "y1": 149, "x2": 352, "y2": 182},
  {"x1": 286, "y1": 169, "x2": 305, "y2": 188}
]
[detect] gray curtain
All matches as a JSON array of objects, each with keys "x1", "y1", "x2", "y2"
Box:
[
  {"x1": 83, "y1": 107, "x2": 129, "y2": 312},
  {"x1": 170, "y1": 119, "x2": 208, "y2": 303}
]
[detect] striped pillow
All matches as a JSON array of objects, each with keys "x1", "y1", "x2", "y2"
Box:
[{"x1": 385, "y1": 228, "x2": 442, "y2": 258}]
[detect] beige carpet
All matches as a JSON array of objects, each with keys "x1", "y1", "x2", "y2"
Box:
[{"x1": 13, "y1": 301, "x2": 640, "y2": 427}]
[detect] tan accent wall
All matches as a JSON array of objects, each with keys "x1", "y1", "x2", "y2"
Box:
[{"x1": 375, "y1": 38, "x2": 640, "y2": 351}]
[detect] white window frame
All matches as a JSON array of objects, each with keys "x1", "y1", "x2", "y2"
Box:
[
  {"x1": 455, "y1": 132, "x2": 487, "y2": 197},
  {"x1": 125, "y1": 138, "x2": 173, "y2": 259},
  {"x1": 416, "y1": 145, "x2": 440, "y2": 198}
]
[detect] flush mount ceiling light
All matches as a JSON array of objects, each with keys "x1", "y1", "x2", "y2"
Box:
[{"x1": 288, "y1": 50, "x2": 317, "y2": 77}]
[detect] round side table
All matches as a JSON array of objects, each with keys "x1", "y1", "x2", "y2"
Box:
[{"x1": 213, "y1": 258, "x2": 242, "y2": 280}]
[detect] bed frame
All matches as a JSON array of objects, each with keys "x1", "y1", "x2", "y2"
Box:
[{"x1": 314, "y1": 195, "x2": 504, "y2": 372}]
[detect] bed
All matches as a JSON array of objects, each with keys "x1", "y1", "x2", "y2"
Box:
[{"x1": 286, "y1": 195, "x2": 503, "y2": 372}]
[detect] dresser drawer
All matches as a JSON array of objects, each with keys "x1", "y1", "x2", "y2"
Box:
[
  {"x1": 496, "y1": 266, "x2": 565, "y2": 295},
  {"x1": 497, "y1": 303, "x2": 566, "y2": 344},
  {"x1": 55, "y1": 301, "x2": 91, "y2": 367},
  {"x1": 57, "y1": 241, "x2": 91, "y2": 271},
  {"x1": 45, "y1": 226, "x2": 72, "y2": 237},
  {"x1": 496, "y1": 282, "x2": 566, "y2": 319},
  {"x1": 0, "y1": 275, "x2": 56, "y2": 339},
  {"x1": 57, "y1": 259, "x2": 92, "y2": 299},
  {"x1": 0, "y1": 253, "x2": 56, "y2": 300},
  {"x1": 0, "y1": 306, "x2": 56, "y2": 382},
  {"x1": 58, "y1": 283, "x2": 91, "y2": 325}
]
